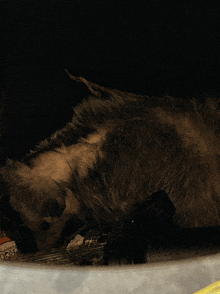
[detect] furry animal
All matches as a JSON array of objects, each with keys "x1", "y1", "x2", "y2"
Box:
[{"x1": 1, "y1": 90, "x2": 220, "y2": 257}]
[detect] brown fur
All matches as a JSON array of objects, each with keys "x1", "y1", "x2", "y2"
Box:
[{"x1": 1, "y1": 92, "x2": 220, "y2": 251}]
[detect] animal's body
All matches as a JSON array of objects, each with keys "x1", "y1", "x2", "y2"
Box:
[{"x1": 1, "y1": 90, "x2": 220, "y2": 256}]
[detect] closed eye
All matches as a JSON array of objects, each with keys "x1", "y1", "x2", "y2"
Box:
[{"x1": 39, "y1": 221, "x2": 51, "y2": 231}]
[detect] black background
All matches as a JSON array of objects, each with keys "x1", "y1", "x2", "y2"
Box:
[{"x1": 1, "y1": 0, "x2": 220, "y2": 163}]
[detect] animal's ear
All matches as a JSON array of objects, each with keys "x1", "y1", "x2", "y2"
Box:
[
  {"x1": 0, "y1": 171, "x2": 9, "y2": 200},
  {"x1": 0, "y1": 173, "x2": 24, "y2": 226},
  {"x1": 0, "y1": 173, "x2": 6, "y2": 212}
]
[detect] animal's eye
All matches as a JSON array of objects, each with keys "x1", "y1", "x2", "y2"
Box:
[
  {"x1": 39, "y1": 221, "x2": 51, "y2": 231},
  {"x1": 44, "y1": 199, "x2": 66, "y2": 217}
]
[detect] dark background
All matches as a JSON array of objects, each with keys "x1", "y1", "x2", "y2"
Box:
[{"x1": 1, "y1": 0, "x2": 220, "y2": 163}]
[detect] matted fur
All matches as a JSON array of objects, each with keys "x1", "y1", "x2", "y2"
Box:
[{"x1": 1, "y1": 91, "x2": 220, "y2": 251}]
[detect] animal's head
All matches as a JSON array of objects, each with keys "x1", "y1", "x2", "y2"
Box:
[{"x1": 0, "y1": 159, "x2": 83, "y2": 252}]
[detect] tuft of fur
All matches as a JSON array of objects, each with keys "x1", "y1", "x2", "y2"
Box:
[{"x1": 1, "y1": 91, "x2": 220, "y2": 252}]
